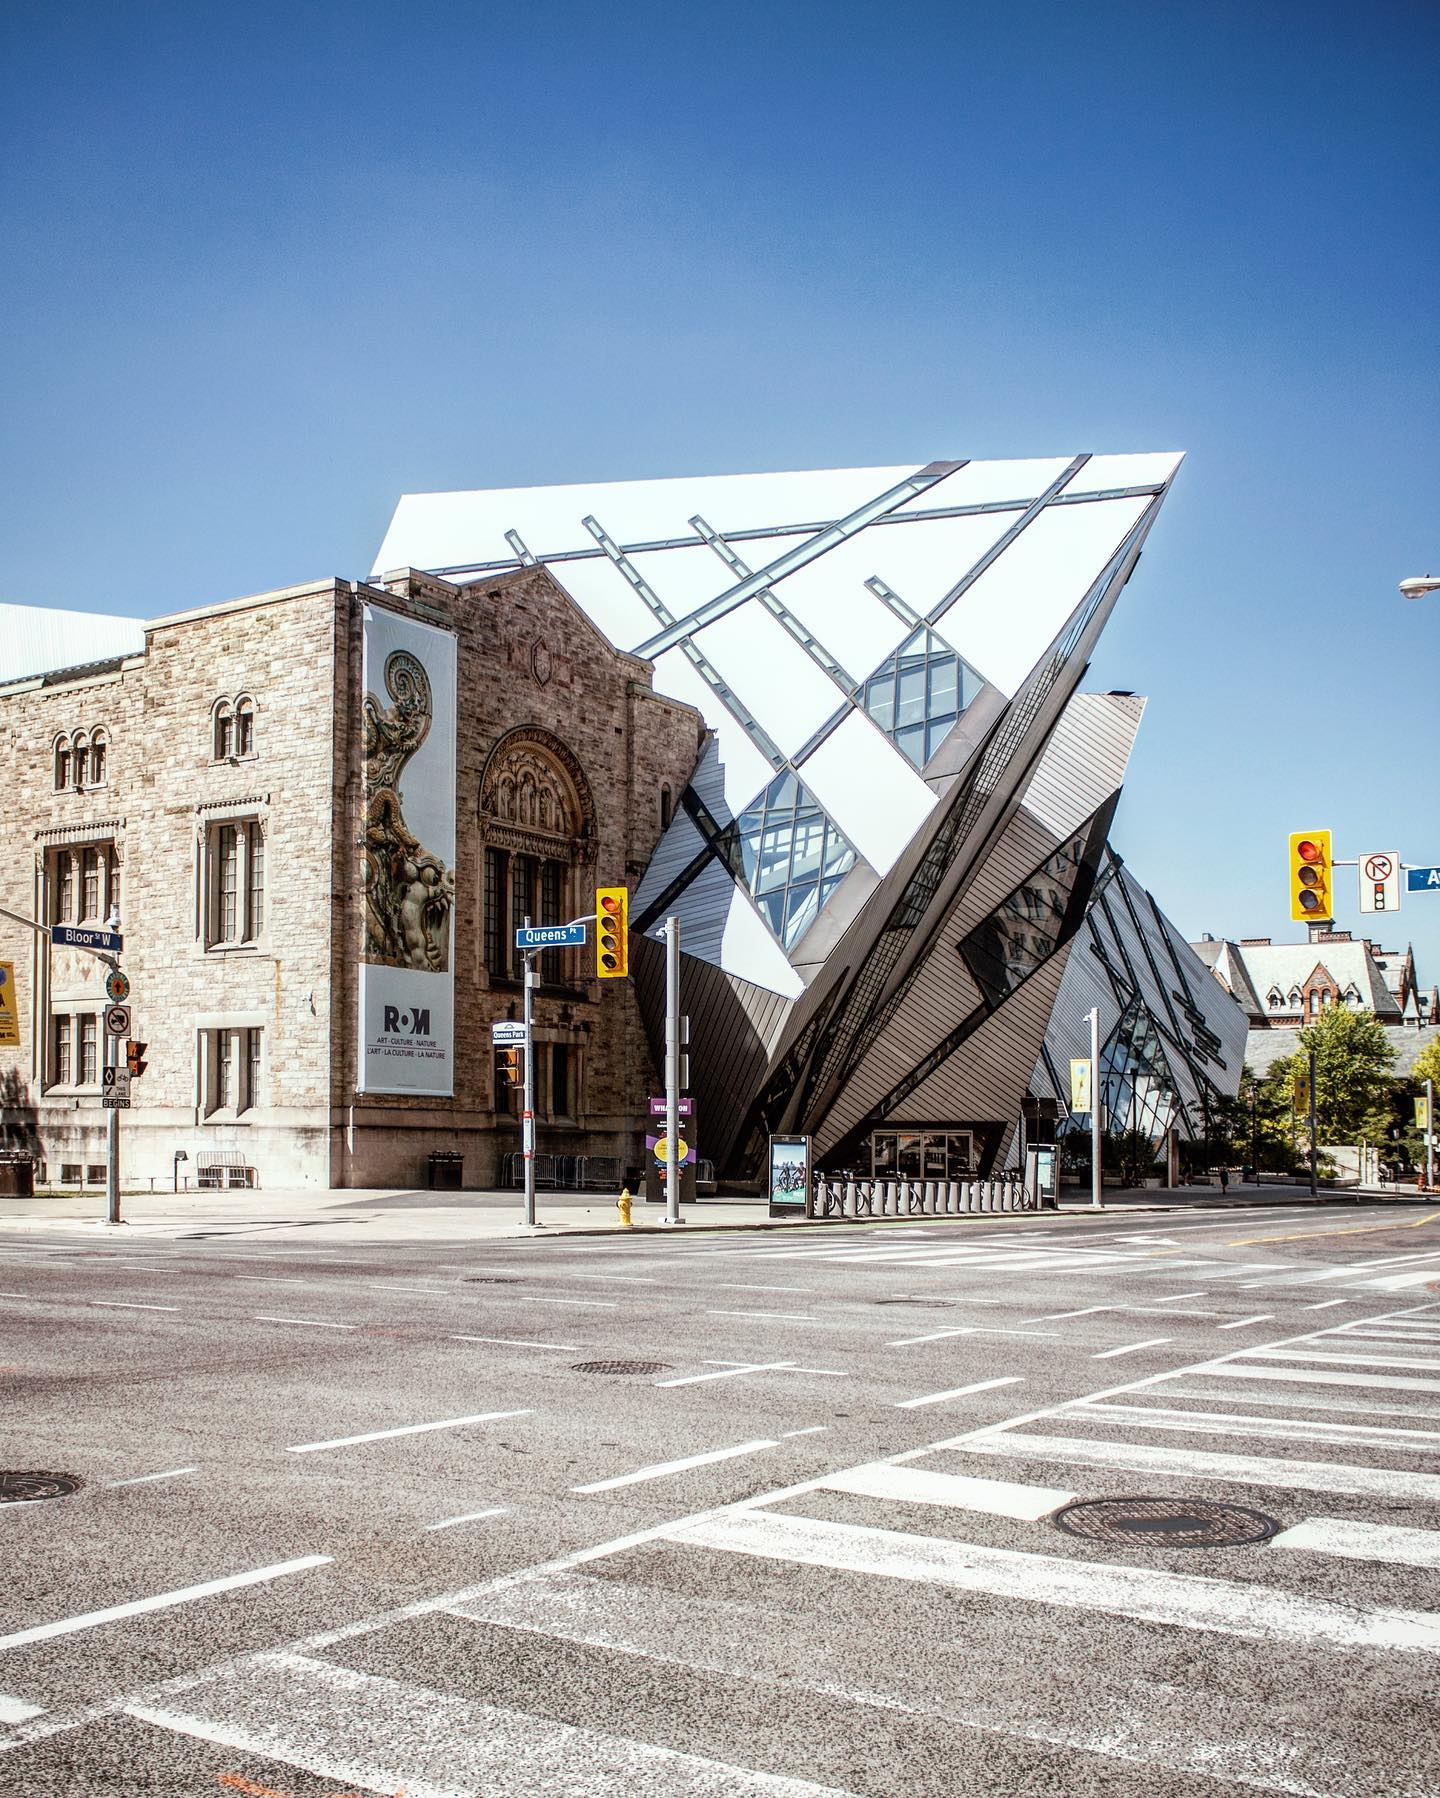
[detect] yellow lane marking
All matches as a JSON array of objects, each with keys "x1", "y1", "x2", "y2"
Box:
[{"x1": 1227, "y1": 1213, "x2": 1440, "y2": 1248}]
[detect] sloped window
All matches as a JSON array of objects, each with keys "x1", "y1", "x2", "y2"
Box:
[
  {"x1": 735, "y1": 769, "x2": 855, "y2": 949},
  {"x1": 859, "y1": 628, "x2": 985, "y2": 769},
  {"x1": 959, "y1": 831, "x2": 1095, "y2": 1009}
]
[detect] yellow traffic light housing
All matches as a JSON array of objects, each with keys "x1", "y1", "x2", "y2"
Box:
[
  {"x1": 126, "y1": 1039, "x2": 148, "y2": 1078},
  {"x1": 1288, "y1": 830, "x2": 1332, "y2": 923},
  {"x1": 596, "y1": 886, "x2": 629, "y2": 978},
  {"x1": 496, "y1": 1046, "x2": 523, "y2": 1088}
]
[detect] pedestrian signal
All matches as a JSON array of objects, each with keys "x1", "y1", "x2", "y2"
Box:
[
  {"x1": 1288, "y1": 830, "x2": 1332, "y2": 923},
  {"x1": 595, "y1": 886, "x2": 629, "y2": 978},
  {"x1": 496, "y1": 1046, "x2": 523, "y2": 1089},
  {"x1": 125, "y1": 1039, "x2": 148, "y2": 1078}
]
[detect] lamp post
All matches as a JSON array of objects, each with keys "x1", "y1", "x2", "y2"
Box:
[{"x1": 1399, "y1": 575, "x2": 1440, "y2": 602}]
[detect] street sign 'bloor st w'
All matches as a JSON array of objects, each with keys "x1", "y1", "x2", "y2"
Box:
[{"x1": 51, "y1": 923, "x2": 123, "y2": 953}]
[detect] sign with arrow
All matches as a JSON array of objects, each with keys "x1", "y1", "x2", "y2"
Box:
[{"x1": 1359, "y1": 851, "x2": 1400, "y2": 914}]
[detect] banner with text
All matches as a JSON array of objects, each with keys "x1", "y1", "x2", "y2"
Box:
[{"x1": 359, "y1": 605, "x2": 457, "y2": 1095}]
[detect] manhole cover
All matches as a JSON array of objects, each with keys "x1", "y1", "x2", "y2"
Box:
[
  {"x1": 1053, "y1": 1496, "x2": 1279, "y2": 1548},
  {"x1": 0, "y1": 1471, "x2": 85, "y2": 1504},
  {"x1": 571, "y1": 1360, "x2": 672, "y2": 1376}
]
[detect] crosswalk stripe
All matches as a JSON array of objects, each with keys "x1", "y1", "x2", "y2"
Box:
[
  {"x1": 450, "y1": 1570, "x2": 1353, "y2": 1795},
  {"x1": 817, "y1": 1463, "x2": 1075, "y2": 1519},
  {"x1": 962, "y1": 1430, "x2": 1440, "y2": 1502},
  {"x1": 1194, "y1": 1362, "x2": 1440, "y2": 1395},
  {"x1": 1075, "y1": 1402, "x2": 1440, "y2": 1452},
  {"x1": 127, "y1": 1650, "x2": 850, "y2": 1797},
  {"x1": 1159, "y1": 1385, "x2": 1440, "y2": 1422},
  {"x1": 1249, "y1": 1349, "x2": 1440, "y2": 1372},
  {"x1": 1270, "y1": 1517, "x2": 1440, "y2": 1570},
  {"x1": 665, "y1": 1509, "x2": 1440, "y2": 1657}
]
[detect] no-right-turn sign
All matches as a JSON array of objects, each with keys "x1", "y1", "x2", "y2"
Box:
[{"x1": 1359, "y1": 851, "x2": 1401, "y2": 915}]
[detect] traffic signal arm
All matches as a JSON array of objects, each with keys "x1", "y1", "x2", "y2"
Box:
[{"x1": 595, "y1": 887, "x2": 630, "y2": 978}]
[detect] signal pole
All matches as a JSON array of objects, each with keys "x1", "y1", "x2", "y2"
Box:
[
  {"x1": 1427, "y1": 1077, "x2": 1435, "y2": 1193},
  {"x1": 1307, "y1": 1047, "x2": 1318, "y2": 1199},
  {"x1": 521, "y1": 916, "x2": 539, "y2": 1230},
  {"x1": 1088, "y1": 1006, "x2": 1102, "y2": 1210},
  {"x1": 662, "y1": 914, "x2": 683, "y2": 1226}
]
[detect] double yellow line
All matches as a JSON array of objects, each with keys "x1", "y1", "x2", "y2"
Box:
[{"x1": 1227, "y1": 1212, "x2": 1440, "y2": 1248}]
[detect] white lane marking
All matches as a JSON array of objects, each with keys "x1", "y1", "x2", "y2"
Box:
[
  {"x1": 657, "y1": 1362, "x2": 794, "y2": 1387},
  {"x1": 964, "y1": 1429, "x2": 1440, "y2": 1502},
  {"x1": 0, "y1": 1694, "x2": 43, "y2": 1724},
  {"x1": 1272, "y1": 1517, "x2": 1440, "y2": 1570},
  {"x1": 1092, "y1": 1338, "x2": 1173, "y2": 1359},
  {"x1": 885, "y1": 1327, "x2": 972, "y2": 1347},
  {"x1": 782, "y1": 1427, "x2": 828, "y2": 1438},
  {"x1": 126, "y1": 1649, "x2": 851, "y2": 1798},
  {"x1": 707, "y1": 1310, "x2": 822, "y2": 1323},
  {"x1": 423, "y1": 1507, "x2": 509, "y2": 1532},
  {"x1": 252, "y1": 1315, "x2": 356, "y2": 1331},
  {"x1": 453, "y1": 1335, "x2": 581, "y2": 1350},
  {"x1": 519, "y1": 1295, "x2": 618, "y2": 1308},
  {"x1": 711, "y1": 1283, "x2": 809, "y2": 1294},
  {"x1": 887, "y1": 1326, "x2": 1057, "y2": 1347},
  {"x1": 287, "y1": 1409, "x2": 532, "y2": 1454},
  {"x1": 105, "y1": 1468, "x2": 197, "y2": 1488},
  {"x1": 1305, "y1": 1298, "x2": 1351, "y2": 1309},
  {"x1": 1218, "y1": 1314, "x2": 1273, "y2": 1329},
  {"x1": 668, "y1": 1509, "x2": 1440, "y2": 1658},
  {"x1": 572, "y1": 1439, "x2": 778, "y2": 1494},
  {"x1": 1200, "y1": 1361, "x2": 1440, "y2": 1395},
  {"x1": 895, "y1": 1376, "x2": 1025, "y2": 1409},
  {"x1": 1153, "y1": 1291, "x2": 1208, "y2": 1302},
  {"x1": 0, "y1": 1557, "x2": 331, "y2": 1653},
  {"x1": 90, "y1": 1301, "x2": 178, "y2": 1312},
  {"x1": 820, "y1": 1463, "x2": 1074, "y2": 1521},
  {"x1": 563, "y1": 1274, "x2": 657, "y2": 1284}
]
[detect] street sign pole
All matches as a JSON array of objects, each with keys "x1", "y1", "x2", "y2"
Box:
[
  {"x1": 1088, "y1": 1007, "x2": 1102, "y2": 1209},
  {"x1": 1428, "y1": 1078, "x2": 1435, "y2": 1194},
  {"x1": 521, "y1": 917, "x2": 539, "y2": 1230},
  {"x1": 662, "y1": 915, "x2": 684, "y2": 1226}
]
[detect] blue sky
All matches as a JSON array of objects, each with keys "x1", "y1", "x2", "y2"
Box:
[{"x1": 3, "y1": 0, "x2": 1437, "y2": 973}]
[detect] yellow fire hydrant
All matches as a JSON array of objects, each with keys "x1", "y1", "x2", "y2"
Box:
[{"x1": 616, "y1": 1187, "x2": 633, "y2": 1228}]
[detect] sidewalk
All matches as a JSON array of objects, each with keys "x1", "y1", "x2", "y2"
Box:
[{"x1": 0, "y1": 1178, "x2": 1429, "y2": 1244}]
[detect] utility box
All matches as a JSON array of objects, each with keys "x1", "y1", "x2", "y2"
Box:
[
  {"x1": 0, "y1": 1154, "x2": 35, "y2": 1199},
  {"x1": 428, "y1": 1150, "x2": 463, "y2": 1191}
]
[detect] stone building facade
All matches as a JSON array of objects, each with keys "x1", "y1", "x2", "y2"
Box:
[{"x1": 0, "y1": 568, "x2": 703, "y2": 1190}]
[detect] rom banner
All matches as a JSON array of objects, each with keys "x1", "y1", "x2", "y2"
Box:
[{"x1": 359, "y1": 604, "x2": 457, "y2": 1095}]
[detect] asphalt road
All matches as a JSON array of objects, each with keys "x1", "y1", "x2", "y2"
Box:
[{"x1": 2, "y1": 1197, "x2": 1439, "y2": 1796}]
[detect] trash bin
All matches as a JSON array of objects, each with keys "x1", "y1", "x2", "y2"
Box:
[
  {"x1": 428, "y1": 1150, "x2": 463, "y2": 1191},
  {"x1": 0, "y1": 1154, "x2": 36, "y2": 1199}
]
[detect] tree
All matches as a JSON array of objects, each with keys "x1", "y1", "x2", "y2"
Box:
[
  {"x1": 1238, "y1": 1061, "x2": 1299, "y2": 1171},
  {"x1": 1412, "y1": 1038, "x2": 1440, "y2": 1093},
  {"x1": 1276, "y1": 1006, "x2": 1398, "y2": 1145}
]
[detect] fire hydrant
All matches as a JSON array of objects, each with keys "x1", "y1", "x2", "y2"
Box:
[{"x1": 616, "y1": 1187, "x2": 633, "y2": 1228}]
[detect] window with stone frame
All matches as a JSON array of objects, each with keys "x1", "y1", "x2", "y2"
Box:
[
  {"x1": 203, "y1": 816, "x2": 266, "y2": 949},
  {"x1": 53, "y1": 727, "x2": 110, "y2": 791},
  {"x1": 48, "y1": 1009, "x2": 103, "y2": 1090},
  {"x1": 478, "y1": 731, "x2": 597, "y2": 989},
  {"x1": 47, "y1": 841, "x2": 119, "y2": 927},
  {"x1": 212, "y1": 696, "x2": 256, "y2": 761},
  {"x1": 202, "y1": 1026, "x2": 261, "y2": 1117}
]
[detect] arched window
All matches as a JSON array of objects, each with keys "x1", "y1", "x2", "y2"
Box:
[
  {"x1": 214, "y1": 700, "x2": 235, "y2": 760},
  {"x1": 235, "y1": 697, "x2": 255, "y2": 757},
  {"x1": 89, "y1": 727, "x2": 107, "y2": 786},
  {"x1": 54, "y1": 736, "x2": 71, "y2": 791},
  {"x1": 71, "y1": 730, "x2": 89, "y2": 788},
  {"x1": 1267, "y1": 987, "x2": 1283, "y2": 1009},
  {"x1": 479, "y1": 730, "x2": 597, "y2": 987}
]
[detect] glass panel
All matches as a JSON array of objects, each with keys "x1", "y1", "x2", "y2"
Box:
[
  {"x1": 219, "y1": 827, "x2": 239, "y2": 941},
  {"x1": 248, "y1": 828, "x2": 264, "y2": 937},
  {"x1": 872, "y1": 1133, "x2": 897, "y2": 1177},
  {"x1": 946, "y1": 1134, "x2": 973, "y2": 1178},
  {"x1": 237, "y1": 708, "x2": 253, "y2": 755},
  {"x1": 733, "y1": 769, "x2": 856, "y2": 950},
  {"x1": 55, "y1": 1015, "x2": 72, "y2": 1085},
  {"x1": 1100, "y1": 997, "x2": 1179, "y2": 1146},
  {"x1": 80, "y1": 1015, "x2": 97, "y2": 1084},
  {"x1": 959, "y1": 832, "x2": 1093, "y2": 1009},
  {"x1": 483, "y1": 849, "x2": 505, "y2": 975},
  {"x1": 895, "y1": 1132, "x2": 922, "y2": 1179},
  {"x1": 922, "y1": 1135, "x2": 947, "y2": 1178},
  {"x1": 247, "y1": 1030, "x2": 261, "y2": 1112},
  {"x1": 859, "y1": 628, "x2": 984, "y2": 769},
  {"x1": 82, "y1": 850, "x2": 100, "y2": 920}
]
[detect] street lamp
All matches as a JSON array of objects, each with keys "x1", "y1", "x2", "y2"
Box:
[{"x1": 1400, "y1": 575, "x2": 1440, "y2": 601}]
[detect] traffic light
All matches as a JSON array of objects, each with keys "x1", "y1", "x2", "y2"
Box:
[
  {"x1": 1288, "y1": 831, "x2": 1332, "y2": 923},
  {"x1": 125, "y1": 1039, "x2": 148, "y2": 1078},
  {"x1": 595, "y1": 886, "x2": 629, "y2": 978},
  {"x1": 496, "y1": 1046, "x2": 523, "y2": 1089}
]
